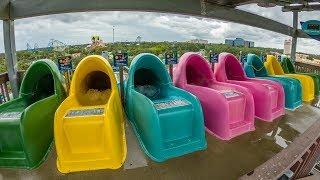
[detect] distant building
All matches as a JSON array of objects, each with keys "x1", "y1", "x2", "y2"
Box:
[
  {"x1": 225, "y1": 39, "x2": 234, "y2": 46},
  {"x1": 187, "y1": 39, "x2": 208, "y2": 44},
  {"x1": 284, "y1": 39, "x2": 292, "y2": 56},
  {"x1": 225, "y1": 38, "x2": 254, "y2": 48},
  {"x1": 245, "y1": 41, "x2": 254, "y2": 48},
  {"x1": 234, "y1": 38, "x2": 245, "y2": 46}
]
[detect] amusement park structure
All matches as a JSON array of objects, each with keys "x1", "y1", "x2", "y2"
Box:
[
  {"x1": 0, "y1": 0, "x2": 320, "y2": 179},
  {"x1": 26, "y1": 43, "x2": 39, "y2": 52},
  {"x1": 87, "y1": 35, "x2": 105, "y2": 49},
  {"x1": 47, "y1": 39, "x2": 68, "y2": 52},
  {"x1": 26, "y1": 39, "x2": 68, "y2": 52},
  {"x1": 135, "y1": 36, "x2": 142, "y2": 44}
]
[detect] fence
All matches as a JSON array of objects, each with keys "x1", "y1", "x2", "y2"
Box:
[
  {"x1": 0, "y1": 71, "x2": 24, "y2": 104},
  {"x1": 294, "y1": 61, "x2": 320, "y2": 74},
  {"x1": 0, "y1": 72, "x2": 10, "y2": 103},
  {"x1": 240, "y1": 119, "x2": 320, "y2": 179}
]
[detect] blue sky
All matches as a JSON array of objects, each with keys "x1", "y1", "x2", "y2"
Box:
[{"x1": 0, "y1": 4, "x2": 319, "y2": 54}]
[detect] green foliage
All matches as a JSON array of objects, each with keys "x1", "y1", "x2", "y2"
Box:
[
  {"x1": 0, "y1": 42, "x2": 284, "y2": 73},
  {"x1": 0, "y1": 58, "x2": 7, "y2": 73}
]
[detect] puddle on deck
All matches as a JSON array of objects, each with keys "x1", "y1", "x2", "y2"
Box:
[{"x1": 0, "y1": 104, "x2": 319, "y2": 180}]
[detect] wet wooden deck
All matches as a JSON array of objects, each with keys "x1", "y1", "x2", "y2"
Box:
[
  {"x1": 240, "y1": 118, "x2": 320, "y2": 179},
  {"x1": 0, "y1": 104, "x2": 319, "y2": 180}
]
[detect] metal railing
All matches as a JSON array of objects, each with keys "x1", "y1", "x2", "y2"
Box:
[
  {"x1": 0, "y1": 71, "x2": 24, "y2": 104},
  {"x1": 0, "y1": 72, "x2": 11, "y2": 103},
  {"x1": 294, "y1": 61, "x2": 320, "y2": 74},
  {"x1": 240, "y1": 119, "x2": 320, "y2": 179}
]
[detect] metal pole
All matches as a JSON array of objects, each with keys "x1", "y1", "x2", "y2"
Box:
[
  {"x1": 119, "y1": 65, "x2": 124, "y2": 105},
  {"x1": 239, "y1": 51, "x2": 242, "y2": 62},
  {"x1": 3, "y1": 20, "x2": 19, "y2": 98},
  {"x1": 169, "y1": 64, "x2": 173, "y2": 80},
  {"x1": 112, "y1": 26, "x2": 115, "y2": 43},
  {"x1": 291, "y1": 11, "x2": 298, "y2": 62}
]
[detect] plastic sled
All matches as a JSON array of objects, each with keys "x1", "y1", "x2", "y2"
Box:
[
  {"x1": 265, "y1": 55, "x2": 314, "y2": 102},
  {"x1": 0, "y1": 60, "x2": 66, "y2": 169},
  {"x1": 173, "y1": 52, "x2": 255, "y2": 140},
  {"x1": 281, "y1": 55, "x2": 320, "y2": 97},
  {"x1": 244, "y1": 54, "x2": 302, "y2": 110},
  {"x1": 214, "y1": 53, "x2": 285, "y2": 122},
  {"x1": 125, "y1": 53, "x2": 206, "y2": 162},
  {"x1": 54, "y1": 55, "x2": 126, "y2": 173}
]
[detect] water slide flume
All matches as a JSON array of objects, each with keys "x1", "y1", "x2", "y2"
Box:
[
  {"x1": 54, "y1": 55, "x2": 126, "y2": 173},
  {"x1": 281, "y1": 55, "x2": 320, "y2": 97},
  {"x1": 125, "y1": 53, "x2": 206, "y2": 162},
  {"x1": 244, "y1": 54, "x2": 302, "y2": 110},
  {"x1": 214, "y1": 53, "x2": 285, "y2": 122},
  {"x1": 265, "y1": 55, "x2": 315, "y2": 102},
  {"x1": 0, "y1": 60, "x2": 66, "y2": 169},
  {"x1": 174, "y1": 52, "x2": 255, "y2": 140}
]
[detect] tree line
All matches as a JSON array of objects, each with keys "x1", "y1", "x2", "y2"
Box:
[{"x1": 0, "y1": 41, "x2": 303, "y2": 73}]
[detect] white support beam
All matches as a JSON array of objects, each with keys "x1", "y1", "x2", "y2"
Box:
[
  {"x1": 0, "y1": 0, "x2": 314, "y2": 39},
  {"x1": 0, "y1": 0, "x2": 300, "y2": 37},
  {"x1": 290, "y1": 11, "x2": 298, "y2": 62},
  {"x1": 3, "y1": 20, "x2": 19, "y2": 97}
]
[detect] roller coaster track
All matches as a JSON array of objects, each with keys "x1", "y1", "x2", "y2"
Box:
[{"x1": 47, "y1": 39, "x2": 68, "y2": 52}]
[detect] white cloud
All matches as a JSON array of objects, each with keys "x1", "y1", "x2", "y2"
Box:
[{"x1": 0, "y1": 6, "x2": 319, "y2": 55}]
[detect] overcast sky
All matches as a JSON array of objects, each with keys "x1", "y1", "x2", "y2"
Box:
[{"x1": 0, "y1": 4, "x2": 319, "y2": 54}]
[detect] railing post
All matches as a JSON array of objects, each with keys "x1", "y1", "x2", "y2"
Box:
[
  {"x1": 119, "y1": 65, "x2": 124, "y2": 104},
  {"x1": 290, "y1": 11, "x2": 298, "y2": 62},
  {"x1": 169, "y1": 64, "x2": 173, "y2": 80},
  {"x1": 3, "y1": 20, "x2": 19, "y2": 98}
]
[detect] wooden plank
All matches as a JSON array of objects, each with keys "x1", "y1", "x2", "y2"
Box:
[
  {"x1": 297, "y1": 142, "x2": 319, "y2": 178},
  {"x1": 293, "y1": 150, "x2": 312, "y2": 179},
  {"x1": 298, "y1": 139, "x2": 320, "y2": 178},
  {"x1": 291, "y1": 158, "x2": 304, "y2": 175},
  {"x1": 240, "y1": 119, "x2": 320, "y2": 180}
]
